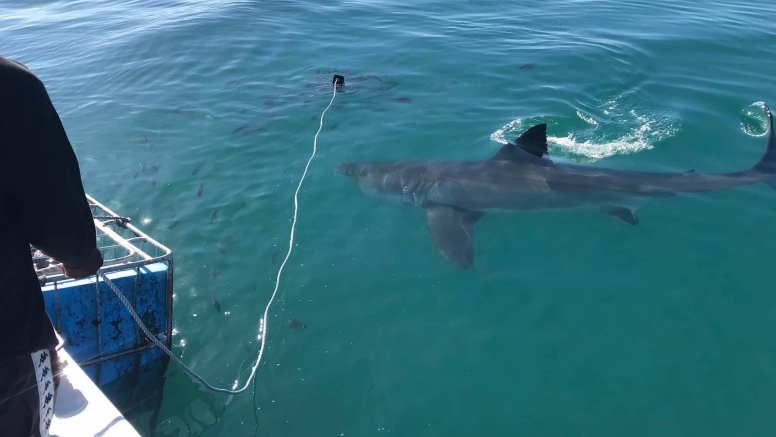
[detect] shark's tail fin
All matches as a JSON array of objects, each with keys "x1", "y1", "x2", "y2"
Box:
[{"x1": 751, "y1": 103, "x2": 776, "y2": 188}]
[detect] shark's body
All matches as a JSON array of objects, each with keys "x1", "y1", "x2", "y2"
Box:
[{"x1": 336, "y1": 105, "x2": 776, "y2": 269}]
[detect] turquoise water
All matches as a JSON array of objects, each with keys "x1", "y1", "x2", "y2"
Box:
[{"x1": 4, "y1": 0, "x2": 776, "y2": 435}]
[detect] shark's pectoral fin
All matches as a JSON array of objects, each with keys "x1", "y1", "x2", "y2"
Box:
[
  {"x1": 425, "y1": 206, "x2": 484, "y2": 269},
  {"x1": 600, "y1": 205, "x2": 639, "y2": 225}
]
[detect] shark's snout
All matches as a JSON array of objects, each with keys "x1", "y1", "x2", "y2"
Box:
[{"x1": 335, "y1": 162, "x2": 357, "y2": 178}]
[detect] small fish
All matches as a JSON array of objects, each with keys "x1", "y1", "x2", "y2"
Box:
[
  {"x1": 369, "y1": 106, "x2": 387, "y2": 113},
  {"x1": 392, "y1": 97, "x2": 412, "y2": 104},
  {"x1": 141, "y1": 163, "x2": 147, "y2": 174},
  {"x1": 263, "y1": 99, "x2": 285, "y2": 108},
  {"x1": 215, "y1": 235, "x2": 231, "y2": 255},
  {"x1": 148, "y1": 165, "x2": 159, "y2": 174},
  {"x1": 329, "y1": 120, "x2": 342, "y2": 130},
  {"x1": 288, "y1": 319, "x2": 307, "y2": 330},
  {"x1": 192, "y1": 164, "x2": 203, "y2": 176},
  {"x1": 270, "y1": 251, "x2": 279, "y2": 265},
  {"x1": 519, "y1": 63, "x2": 536, "y2": 70},
  {"x1": 209, "y1": 269, "x2": 220, "y2": 277},
  {"x1": 173, "y1": 105, "x2": 191, "y2": 113},
  {"x1": 210, "y1": 208, "x2": 219, "y2": 224},
  {"x1": 151, "y1": 177, "x2": 156, "y2": 188},
  {"x1": 197, "y1": 184, "x2": 204, "y2": 197},
  {"x1": 207, "y1": 288, "x2": 221, "y2": 312},
  {"x1": 380, "y1": 81, "x2": 399, "y2": 91},
  {"x1": 110, "y1": 181, "x2": 122, "y2": 188},
  {"x1": 229, "y1": 201, "x2": 246, "y2": 219},
  {"x1": 231, "y1": 125, "x2": 251, "y2": 135},
  {"x1": 232, "y1": 124, "x2": 263, "y2": 135},
  {"x1": 133, "y1": 132, "x2": 156, "y2": 141},
  {"x1": 133, "y1": 172, "x2": 138, "y2": 179},
  {"x1": 168, "y1": 219, "x2": 180, "y2": 229}
]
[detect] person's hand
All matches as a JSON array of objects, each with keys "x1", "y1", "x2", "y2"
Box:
[
  {"x1": 58, "y1": 249, "x2": 104, "y2": 279},
  {"x1": 33, "y1": 250, "x2": 50, "y2": 269}
]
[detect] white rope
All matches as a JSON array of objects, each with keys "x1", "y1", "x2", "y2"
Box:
[
  {"x1": 244, "y1": 83, "x2": 339, "y2": 389},
  {"x1": 95, "y1": 84, "x2": 338, "y2": 395}
]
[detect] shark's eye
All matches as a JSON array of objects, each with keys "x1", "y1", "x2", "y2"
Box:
[{"x1": 360, "y1": 166, "x2": 369, "y2": 178}]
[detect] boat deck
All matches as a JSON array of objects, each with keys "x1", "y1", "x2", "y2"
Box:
[{"x1": 51, "y1": 340, "x2": 140, "y2": 436}]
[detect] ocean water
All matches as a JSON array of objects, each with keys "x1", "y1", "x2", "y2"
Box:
[{"x1": 3, "y1": 0, "x2": 776, "y2": 435}]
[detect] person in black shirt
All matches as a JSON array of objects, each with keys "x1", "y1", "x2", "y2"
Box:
[{"x1": 0, "y1": 56, "x2": 104, "y2": 437}]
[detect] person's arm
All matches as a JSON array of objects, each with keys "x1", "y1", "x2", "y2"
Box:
[{"x1": 3, "y1": 61, "x2": 103, "y2": 278}]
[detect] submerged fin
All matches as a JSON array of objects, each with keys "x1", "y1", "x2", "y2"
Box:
[
  {"x1": 684, "y1": 169, "x2": 696, "y2": 174},
  {"x1": 515, "y1": 123, "x2": 548, "y2": 158},
  {"x1": 425, "y1": 206, "x2": 484, "y2": 269},
  {"x1": 600, "y1": 205, "x2": 639, "y2": 225}
]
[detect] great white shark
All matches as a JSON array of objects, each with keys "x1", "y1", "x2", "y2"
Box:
[{"x1": 336, "y1": 105, "x2": 776, "y2": 269}]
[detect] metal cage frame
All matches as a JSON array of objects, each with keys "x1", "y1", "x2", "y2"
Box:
[{"x1": 34, "y1": 194, "x2": 174, "y2": 367}]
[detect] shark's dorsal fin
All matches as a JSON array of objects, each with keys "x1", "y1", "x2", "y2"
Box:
[
  {"x1": 515, "y1": 123, "x2": 548, "y2": 158},
  {"x1": 491, "y1": 124, "x2": 549, "y2": 162},
  {"x1": 491, "y1": 143, "x2": 552, "y2": 166},
  {"x1": 492, "y1": 143, "x2": 528, "y2": 162}
]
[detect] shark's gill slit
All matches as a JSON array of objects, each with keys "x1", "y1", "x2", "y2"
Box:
[{"x1": 401, "y1": 178, "x2": 420, "y2": 205}]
